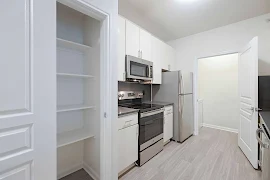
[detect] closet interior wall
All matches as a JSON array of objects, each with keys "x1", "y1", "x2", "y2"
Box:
[{"x1": 56, "y1": 2, "x2": 101, "y2": 179}]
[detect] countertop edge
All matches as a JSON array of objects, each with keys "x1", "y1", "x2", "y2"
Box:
[{"x1": 118, "y1": 109, "x2": 139, "y2": 117}]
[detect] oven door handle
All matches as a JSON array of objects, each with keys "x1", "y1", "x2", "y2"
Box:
[
  {"x1": 141, "y1": 108, "x2": 165, "y2": 118},
  {"x1": 256, "y1": 128, "x2": 269, "y2": 149},
  {"x1": 144, "y1": 120, "x2": 154, "y2": 125}
]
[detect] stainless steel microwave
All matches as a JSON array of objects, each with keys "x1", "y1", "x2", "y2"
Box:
[{"x1": 126, "y1": 55, "x2": 153, "y2": 82}]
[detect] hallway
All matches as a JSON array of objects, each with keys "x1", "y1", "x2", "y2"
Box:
[{"x1": 120, "y1": 127, "x2": 261, "y2": 180}]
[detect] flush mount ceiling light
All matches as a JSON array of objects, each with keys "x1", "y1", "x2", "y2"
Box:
[{"x1": 175, "y1": 0, "x2": 198, "y2": 3}]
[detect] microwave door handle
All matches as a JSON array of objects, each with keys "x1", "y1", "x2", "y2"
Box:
[{"x1": 148, "y1": 66, "x2": 151, "y2": 78}]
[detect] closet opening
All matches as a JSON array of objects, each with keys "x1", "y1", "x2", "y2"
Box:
[{"x1": 56, "y1": 2, "x2": 103, "y2": 179}]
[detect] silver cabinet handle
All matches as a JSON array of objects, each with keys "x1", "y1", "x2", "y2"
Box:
[
  {"x1": 256, "y1": 128, "x2": 269, "y2": 149},
  {"x1": 255, "y1": 107, "x2": 263, "y2": 111},
  {"x1": 246, "y1": 107, "x2": 263, "y2": 112},
  {"x1": 138, "y1": 50, "x2": 140, "y2": 58}
]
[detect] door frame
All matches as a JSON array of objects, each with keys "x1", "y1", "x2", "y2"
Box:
[
  {"x1": 57, "y1": 0, "x2": 117, "y2": 179},
  {"x1": 193, "y1": 51, "x2": 238, "y2": 135}
]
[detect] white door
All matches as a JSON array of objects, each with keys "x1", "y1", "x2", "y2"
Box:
[
  {"x1": 0, "y1": 1, "x2": 56, "y2": 179},
  {"x1": 139, "y1": 29, "x2": 152, "y2": 61},
  {"x1": 126, "y1": 20, "x2": 140, "y2": 58},
  {"x1": 118, "y1": 16, "x2": 126, "y2": 81},
  {"x1": 238, "y1": 37, "x2": 258, "y2": 169}
]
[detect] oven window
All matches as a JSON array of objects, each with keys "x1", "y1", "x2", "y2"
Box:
[
  {"x1": 139, "y1": 112, "x2": 163, "y2": 145},
  {"x1": 130, "y1": 61, "x2": 148, "y2": 77}
]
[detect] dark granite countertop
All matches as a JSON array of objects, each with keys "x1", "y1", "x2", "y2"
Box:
[
  {"x1": 259, "y1": 111, "x2": 270, "y2": 133},
  {"x1": 118, "y1": 107, "x2": 139, "y2": 117},
  {"x1": 143, "y1": 101, "x2": 174, "y2": 107}
]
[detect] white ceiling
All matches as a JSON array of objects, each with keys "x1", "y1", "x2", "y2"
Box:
[{"x1": 119, "y1": 0, "x2": 270, "y2": 41}]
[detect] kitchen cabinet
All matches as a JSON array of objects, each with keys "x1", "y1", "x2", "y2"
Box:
[
  {"x1": 118, "y1": 113, "x2": 139, "y2": 174},
  {"x1": 164, "y1": 105, "x2": 173, "y2": 144},
  {"x1": 139, "y1": 28, "x2": 152, "y2": 61},
  {"x1": 151, "y1": 37, "x2": 163, "y2": 84},
  {"x1": 119, "y1": 17, "x2": 176, "y2": 83},
  {"x1": 118, "y1": 16, "x2": 126, "y2": 81},
  {"x1": 126, "y1": 20, "x2": 140, "y2": 58},
  {"x1": 162, "y1": 44, "x2": 175, "y2": 71},
  {"x1": 126, "y1": 20, "x2": 152, "y2": 61}
]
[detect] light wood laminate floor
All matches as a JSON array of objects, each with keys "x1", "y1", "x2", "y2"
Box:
[{"x1": 120, "y1": 127, "x2": 261, "y2": 180}]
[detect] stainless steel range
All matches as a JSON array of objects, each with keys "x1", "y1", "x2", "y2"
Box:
[{"x1": 118, "y1": 91, "x2": 164, "y2": 166}]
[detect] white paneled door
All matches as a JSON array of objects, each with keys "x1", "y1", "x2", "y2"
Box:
[
  {"x1": 0, "y1": 0, "x2": 56, "y2": 180},
  {"x1": 238, "y1": 37, "x2": 258, "y2": 169}
]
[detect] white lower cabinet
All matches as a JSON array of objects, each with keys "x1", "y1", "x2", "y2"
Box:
[
  {"x1": 118, "y1": 114, "x2": 139, "y2": 174},
  {"x1": 163, "y1": 106, "x2": 173, "y2": 143}
]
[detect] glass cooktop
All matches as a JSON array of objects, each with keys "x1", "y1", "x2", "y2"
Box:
[{"x1": 119, "y1": 103, "x2": 164, "y2": 113}]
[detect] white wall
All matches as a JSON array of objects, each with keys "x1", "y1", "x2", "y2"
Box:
[
  {"x1": 168, "y1": 13, "x2": 270, "y2": 75},
  {"x1": 198, "y1": 54, "x2": 239, "y2": 131}
]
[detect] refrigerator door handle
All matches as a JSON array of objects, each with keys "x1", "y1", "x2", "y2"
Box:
[{"x1": 181, "y1": 75, "x2": 185, "y2": 95}]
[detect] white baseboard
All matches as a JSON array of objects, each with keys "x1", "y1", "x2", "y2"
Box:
[
  {"x1": 202, "y1": 123, "x2": 238, "y2": 133},
  {"x1": 57, "y1": 163, "x2": 83, "y2": 179},
  {"x1": 83, "y1": 162, "x2": 100, "y2": 180}
]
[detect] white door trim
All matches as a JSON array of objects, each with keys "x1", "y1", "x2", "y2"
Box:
[
  {"x1": 193, "y1": 51, "x2": 238, "y2": 135},
  {"x1": 57, "y1": 1, "x2": 117, "y2": 179}
]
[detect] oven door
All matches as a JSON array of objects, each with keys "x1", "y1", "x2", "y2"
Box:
[
  {"x1": 139, "y1": 111, "x2": 164, "y2": 151},
  {"x1": 126, "y1": 55, "x2": 153, "y2": 81}
]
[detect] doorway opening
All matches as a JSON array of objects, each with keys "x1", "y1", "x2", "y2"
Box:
[{"x1": 197, "y1": 53, "x2": 239, "y2": 133}]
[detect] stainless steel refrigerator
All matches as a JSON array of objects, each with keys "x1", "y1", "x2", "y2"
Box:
[{"x1": 153, "y1": 71, "x2": 194, "y2": 142}]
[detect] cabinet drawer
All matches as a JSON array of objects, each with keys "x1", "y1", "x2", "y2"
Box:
[
  {"x1": 165, "y1": 105, "x2": 173, "y2": 115},
  {"x1": 118, "y1": 113, "x2": 138, "y2": 130}
]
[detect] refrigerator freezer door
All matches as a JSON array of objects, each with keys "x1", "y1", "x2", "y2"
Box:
[
  {"x1": 179, "y1": 94, "x2": 194, "y2": 142},
  {"x1": 179, "y1": 71, "x2": 193, "y2": 95}
]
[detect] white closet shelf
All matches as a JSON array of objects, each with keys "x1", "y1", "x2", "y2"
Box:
[
  {"x1": 57, "y1": 104, "x2": 95, "y2": 113},
  {"x1": 57, "y1": 73, "x2": 94, "y2": 78},
  {"x1": 57, "y1": 38, "x2": 92, "y2": 51},
  {"x1": 57, "y1": 128, "x2": 94, "y2": 148}
]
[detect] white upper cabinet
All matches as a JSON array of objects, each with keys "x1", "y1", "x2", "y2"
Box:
[
  {"x1": 126, "y1": 20, "x2": 152, "y2": 61},
  {"x1": 119, "y1": 17, "x2": 176, "y2": 83},
  {"x1": 118, "y1": 16, "x2": 126, "y2": 81},
  {"x1": 151, "y1": 37, "x2": 162, "y2": 84},
  {"x1": 126, "y1": 20, "x2": 140, "y2": 58},
  {"x1": 139, "y1": 28, "x2": 152, "y2": 61},
  {"x1": 162, "y1": 44, "x2": 175, "y2": 71}
]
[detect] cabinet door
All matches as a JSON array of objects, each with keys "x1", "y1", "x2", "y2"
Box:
[
  {"x1": 151, "y1": 37, "x2": 162, "y2": 84},
  {"x1": 167, "y1": 46, "x2": 176, "y2": 71},
  {"x1": 118, "y1": 16, "x2": 126, "y2": 81},
  {"x1": 160, "y1": 42, "x2": 168, "y2": 70},
  {"x1": 0, "y1": 1, "x2": 56, "y2": 180},
  {"x1": 126, "y1": 20, "x2": 140, "y2": 58},
  {"x1": 139, "y1": 29, "x2": 152, "y2": 61},
  {"x1": 118, "y1": 125, "x2": 139, "y2": 173},
  {"x1": 167, "y1": 113, "x2": 174, "y2": 140},
  {"x1": 163, "y1": 114, "x2": 169, "y2": 143}
]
